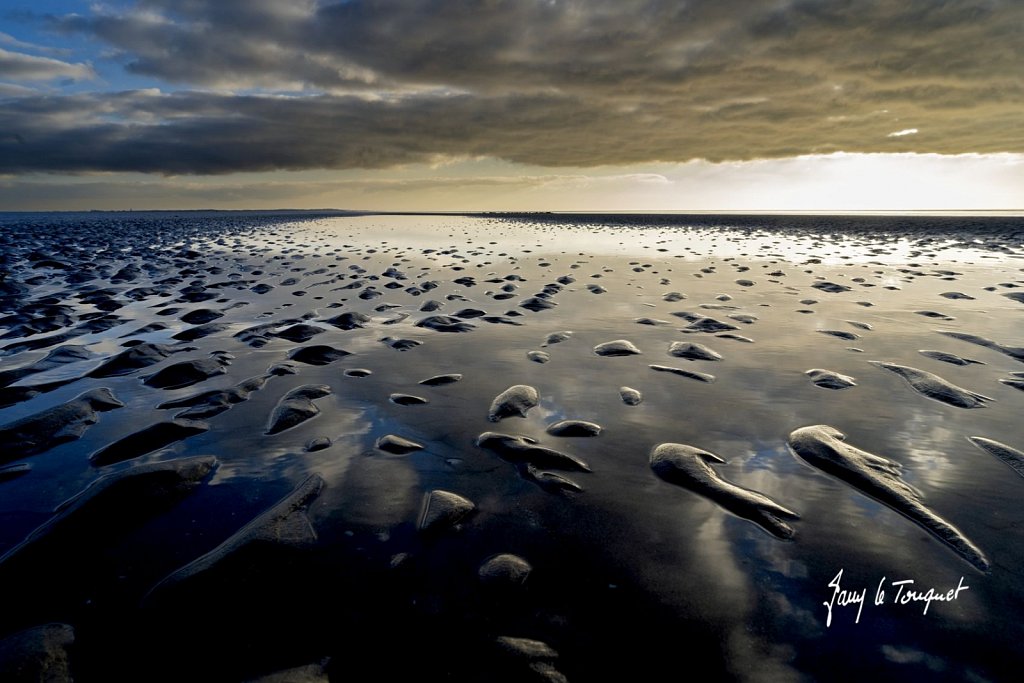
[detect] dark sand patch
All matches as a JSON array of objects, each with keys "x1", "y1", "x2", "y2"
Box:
[
  {"x1": 419, "y1": 373, "x2": 462, "y2": 386},
  {"x1": 789, "y1": 425, "x2": 989, "y2": 572},
  {"x1": 415, "y1": 315, "x2": 476, "y2": 333},
  {"x1": 159, "y1": 375, "x2": 270, "y2": 420},
  {"x1": 380, "y1": 337, "x2": 422, "y2": 351},
  {"x1": 0, "y1": 388, "x2": 124, "y2": 462},
  {"x1": 478, "y1": 553, "x2": 532, "y2": 587},
  {"x1": 593, "y1": 339, "x2": 641, "y2": 357},
  {"x1": 938, "y1": 330, "x2": 1024, "y2": 363},
  {"x1": 389, "y1": 393, "x2": 429, "y2": 406},
  {"x1": 487, "y1": 385, "x2": 539, "y2": 422},
  {"x1": 682, "y1": 316, "x2": 739, "y2": 333},
  {"x1": 376, "y1": 434, "x2": 425, "y2": 454},
  {"x1": 919, "y1": 350, "x2": 985, "y2": 366},
  {"x1": 968, "y1": 437, "x2": 1024, "y2": 479},
  {"x1": 811, "y1": 281, "x2": 852, "y2": 293},
  {"x1": 0, "y1": 463, "x2": 32, "y2": 483},
  {"x1": 147, "y1": 473, "x2": 325, "y2": 600},
  {"x1": 546, "y1": 420, "x2": 602, "y2": 437},
  {"x1": 649, "y1": 365, "x2": 715, "y2": 383},
  {"x1": 619, "y1": 386, "x2": 643, "y2": 405},
  {"x1": 142, "y1": 352, "x2": 232, "y2": 390},
  {"x1": 288, "y1": 345, "x2": 352, "y2": 366},
  {"x1": 418, "y1": 489, "x2": 476, "y2": 534},
  {"x1": 667, "y1": 341, "x2": 722, "y2": 361},
  {"x1": 542, "y1": 331, "x2": 572, "y2": 346},
  {"x1": 870, "y1": 361, "x2": 993, "y2": 409},
  {"x1": 476, "y1": 432, "x2": 591, "y2": 472},
  {"x1": 271, "y1": 324, "x2": 326, "y2": 343},
  {"x1": 88, "y1": 343, "x2": 193, "y2": 378},
  {"x1": 818, "y1": 330, "x2": 859, "y2": 341},
  {"x1": 265, "y1": 385, "x2": 332, "y2": 435},
  {"x1": 90, "y1": 419, "x2": 211, "y2": 466},
  {"x1": 0, "y1": 345, "x2": 93, "y2": 389},
  {"x1": 172, "y1": 322, "x2": 230, "y2": 342},
  {"x1": 180, "y1": 309, "x2": 223, "y2": 325},
  {"x1": 805, "y1": 369, "x2": 857, "y2": 390},
  {"x1": 0, "y1": 455, "x2": 216, "y2": 566},
  {"x1": 324, "y1": 312, "x2": 370, "y2": 330},
  {"x1": 650, "y1": 443, "x2": 798, "y2": 539}
]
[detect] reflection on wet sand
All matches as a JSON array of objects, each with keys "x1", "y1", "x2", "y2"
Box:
[{"x1": 0, "y1": 212, "x2": 1021, "y2": 681}]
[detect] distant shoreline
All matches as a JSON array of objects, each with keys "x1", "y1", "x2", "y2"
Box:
[{"x1": 1, "y1": 208, "x2": 1022, "y2": 218}]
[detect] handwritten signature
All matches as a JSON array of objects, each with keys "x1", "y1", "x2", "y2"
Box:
[{"x1": 823, "y1": 568, "x2": 970, "y2": 627}]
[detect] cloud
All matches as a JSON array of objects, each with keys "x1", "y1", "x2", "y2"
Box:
[
  {"x1": 0, "y1": 30, "x2": 72, "y2": 57},
  {"x1": 50, "y1": 1, "x2": 1023, "y2": 93},
  {"x1": 0, "y1": 0, "x2": 1016, "y2": 173},
  {"x1": 0, "y1": 82, "x2": 39, "y2": 98},
  {"x1": 0, "y1": 47, "x2": 95, "y2": 82},
  {"x1": 3, "y1": 85, "x2": 1021, "y2": 175}
]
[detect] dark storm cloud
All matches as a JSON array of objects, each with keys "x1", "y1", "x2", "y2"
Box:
[
  {"x1": 6, "y1": 0, "x2": 1021, "y2": 173},
  {"x1": 0, "y1": 172, "x2": 570, "y2": 210}
]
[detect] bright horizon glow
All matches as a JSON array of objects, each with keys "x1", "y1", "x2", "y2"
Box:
[{"x1": 2, "y1": 153, "x2": 1021, "y2": 213}]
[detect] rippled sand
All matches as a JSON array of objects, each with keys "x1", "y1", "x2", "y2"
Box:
[{"x1": 0, "y1": 211, "x2": 1022, "y2": 682}]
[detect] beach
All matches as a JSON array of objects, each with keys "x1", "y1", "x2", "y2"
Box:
[{"x1": 0, "y1": 211, "x2": 1022, "y2": 682}]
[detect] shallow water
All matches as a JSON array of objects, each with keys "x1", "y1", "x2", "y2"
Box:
[{"x1": 0, "y1": 212, "x2": 1022, "y2": 681}]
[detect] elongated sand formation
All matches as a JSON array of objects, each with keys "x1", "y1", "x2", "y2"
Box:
[
  {"x1": 650, "y1": 443, "x2": 799, "y2": 538},
  {"x1": 788, "y1": 425, "x2": 989, "y2": 572}
]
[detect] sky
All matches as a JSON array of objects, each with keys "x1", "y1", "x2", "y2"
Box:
[{"x1": 0, "y1": 0, "x2": 1022, "y2": 212}]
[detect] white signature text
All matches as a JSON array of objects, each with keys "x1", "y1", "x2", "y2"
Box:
[{"x1": 823, "y1": 569, "x2": 969, "y2": 627}]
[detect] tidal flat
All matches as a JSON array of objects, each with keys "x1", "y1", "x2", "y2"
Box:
[{"x1": 0, "y1": 211, "x2": 1022, "y2": 682}]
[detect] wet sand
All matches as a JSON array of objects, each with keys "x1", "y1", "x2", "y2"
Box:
[{"x1": 0, "y1": 211, "x2": 1022, "y2": 682}]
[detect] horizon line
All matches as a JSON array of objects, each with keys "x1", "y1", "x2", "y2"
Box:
[{"x1": 2, "y1": 208, "x2": 1022, "y2": 217}]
